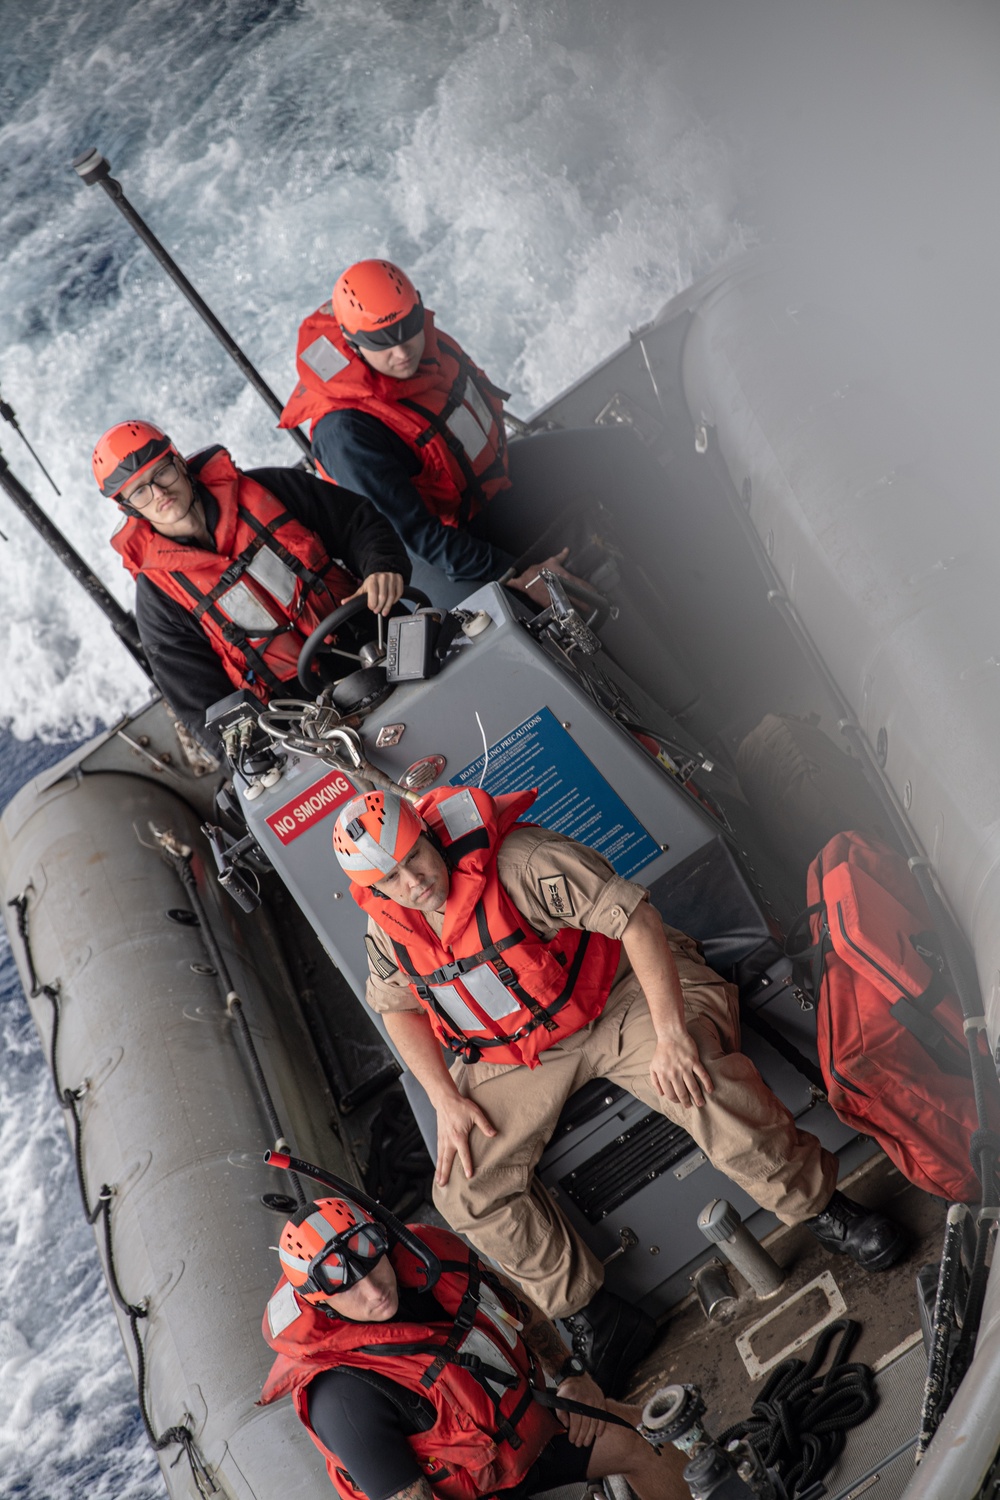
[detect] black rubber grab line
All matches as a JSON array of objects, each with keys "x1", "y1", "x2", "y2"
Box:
[{"x1": 7, "y1": 890, "x2": 217, "y2": 1496}]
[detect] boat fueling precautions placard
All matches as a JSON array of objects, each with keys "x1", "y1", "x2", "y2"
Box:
[
  {"x1": 265, "y1": 769, "x2": 355, "y2": 844},
  {"x1": 450, "y1": 707, "x2": 660, "y2": 879}
]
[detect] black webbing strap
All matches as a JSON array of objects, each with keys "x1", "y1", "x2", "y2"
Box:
[
  {"x1": 442, "y1": 828, "x2": 492, "y2": 865},
  {"x1": 420, "y1": 1256, "x2": 480, "y2": 1389},
  {"x1": 169, "y1": 573, "x2": 288, "y2": 695},
  {"x1": 399, "y1": 354, "x2": 508, "y2": 521},
  {"x1": 419, "y1": 923, "x2": 525, "y2": 988},
  {"x1": 784, "y1": 901, "x2": 826, "y2": 956},
  {"x1": 170, "y1": 507, "x2": 292, "y2": 623},
  {"x1": 888, "y1": 997, "x2": 972, "y2": 1078},
  {"x1": 237, "y1": 505, "x2": 330, "y2": 597},
  {"x1": 362, "y1": 1339, "x2": 519, "y2": 1394},
  {"x1": 785, "y1": 901, "x2": 830, "y2": 1008},
  {"x1": 532, "y1": 1388, "x2": 635, "y2": 1431},
  {"x1": 170, "y1": 503, "x2": 332, "y2": 630},
  {"x1": 390, "y1": 940, "x2": 480, "y2": 1060},
  {"x1": 392, "y1": 920, "x2": 595, "y2": 1062}
]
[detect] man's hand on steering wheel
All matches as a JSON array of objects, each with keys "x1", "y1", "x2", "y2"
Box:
[{"x1": 343, "y1": 571, "x2": 406, "y2": 617}]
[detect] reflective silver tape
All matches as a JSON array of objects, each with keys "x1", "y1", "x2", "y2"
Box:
[
  {"x1": 217, "y1": 578, "x2": 280, "y2": 631},
  {"x1": 430, "y1": 982, "x2": 484, "y2": 1035},
  {"x1": 447, "y1": 399, "x2": 491, "y2": 461},
  {"x1": 460, "y1": 962, "x2": 520, "y2": 1021},
  {"x1": 246, "y1": 547, "x2": 298, "y2": 609},
  {"x1": 457, "y1": 1326, "x2": 518, "y2": 1398},
  {"x1": 437, "y1": 789, "x2": 484, "y2": 841},
  {"x1": 267, "y1": 1281, "x2": 303, "y2": 1337},
  {"x1": 301, "y1": 334, "x2": 348, "y2": 383},
  {"x1": 338, "y1": 795, "x2": 405, "y2": 875},
  {"x1": 463, "y1": 376, "x2": 495, "y2": 434},
  {"x1": 477, "y1": 1282, "x2": 518, "y2": 1348}
]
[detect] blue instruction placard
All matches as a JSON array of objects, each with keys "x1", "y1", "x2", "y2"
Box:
[{"x1": 450, "y1": 706, "x2": 661, "y2": 879}]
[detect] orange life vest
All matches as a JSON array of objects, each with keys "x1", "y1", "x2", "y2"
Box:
[
  {"x1": 279, "y1": 306, "x2": 511, "y2": 524},
  {"x1": 111, "y1": 446, "x2": 358, "y2": 703},
  {"x1": 353, "y1": 786, "x2": 622, "y2": 1067},
  {"x1": 259, "y1": 1226, "x2": 560, "y2": 1500}
]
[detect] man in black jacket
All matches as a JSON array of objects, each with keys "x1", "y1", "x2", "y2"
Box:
[{"x1": 93, "y1": 419, "x2": 411, "y2": 749}]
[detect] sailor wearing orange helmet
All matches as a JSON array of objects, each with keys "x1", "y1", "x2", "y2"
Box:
[
  {"x1": 280, "y1": 259, "x2": 611, "y2": 605},
  {"x1": 260, "y1": 1193, "x2": 690, "y2": 1500},
  {"x1": 330, "y1": 784, "x2": 909, "y2": 1399},
  {"x1": 92, "y1": 420, "x2": 411, "y2": 748}
]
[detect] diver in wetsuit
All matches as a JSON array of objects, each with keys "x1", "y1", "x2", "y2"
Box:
[{"x1": 260, "y1": 1193, "x2": 689, "y2": 1500}]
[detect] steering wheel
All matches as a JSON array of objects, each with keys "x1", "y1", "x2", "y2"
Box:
[{"x1": 297, "y1": 588, "x2": 434, "y2": 687}]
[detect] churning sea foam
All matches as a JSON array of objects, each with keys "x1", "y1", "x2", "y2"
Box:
[{"x1": 0, "y1": 0, "x2": 747, "y2": 744}]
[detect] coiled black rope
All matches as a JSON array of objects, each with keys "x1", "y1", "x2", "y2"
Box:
[
  {"x1": 7, "y1": 890, "x2": 217, "y2": 1497},
  {"x1": 719, "y1": 1319, "x2": 878, "y2": 1498}
]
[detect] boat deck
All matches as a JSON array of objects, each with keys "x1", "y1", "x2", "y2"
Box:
[{"x1": 627, "y1": 1152, "x2": 944, "y2": 1499}]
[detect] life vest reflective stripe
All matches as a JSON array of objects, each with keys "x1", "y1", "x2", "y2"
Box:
[
  {"x1": 353, "y1": 786, "x2": 622, "y2": 1067},
  {"x1": 110, "y1": 446, "x2": 358, "y2": 704},
  {"x1": 279, "y1": 306, "x2": 511, "y2": 524},
  {"x1": 259, "y1": 1226, "x2": 560, "y2": 1500}
]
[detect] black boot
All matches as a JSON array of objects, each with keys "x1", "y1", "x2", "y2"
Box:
[
  {"x1": 806, "y1": 1190, "x2": 909, "y2": 1271},
  {"x1": 558, "y1": 1287, "x2": 658, "y2": 1399}
]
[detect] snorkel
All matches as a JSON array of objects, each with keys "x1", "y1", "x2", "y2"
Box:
[{"x1": 264, "y1": 1149, "x2": 442, "y2": 1291}]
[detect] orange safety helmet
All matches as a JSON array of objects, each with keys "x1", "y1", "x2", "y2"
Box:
[
  {"x1": 332, "y1": 790, "x2": 425, "y2": 886},
  {"x1": 92, "y1": 420, "x2": 178, "y2": 500},
  {"x1": 333, "y1": 259, "x2": 424, "y2": 351},
  {"x1": 278, "y1": 1197, "x2": 389, "y2": 1302}
]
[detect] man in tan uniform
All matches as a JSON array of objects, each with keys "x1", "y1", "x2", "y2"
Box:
[{"x1": 332, "y1": 784, "x2": 908, "y2": 1396}]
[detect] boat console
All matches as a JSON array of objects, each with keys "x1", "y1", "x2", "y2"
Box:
[{"x1": 219, "y1": 575, "x2": 864, "y2": 1314}]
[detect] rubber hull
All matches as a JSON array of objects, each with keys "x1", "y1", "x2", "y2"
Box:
[{"x1": 0, "y1": 756, "x2": 346, "y2": 1498}]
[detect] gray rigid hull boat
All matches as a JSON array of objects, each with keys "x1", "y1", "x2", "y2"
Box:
[{"x1": 2, "y1": 248, "x2": 997, "y2": 1500}]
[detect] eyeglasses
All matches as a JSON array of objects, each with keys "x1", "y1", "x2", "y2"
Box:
[
  {"x1": 346, "y1": 298, "x2": 425, "y2": 352},
  {"x1": 123, "y1": 460, "x2": 183, "y2": 509}
]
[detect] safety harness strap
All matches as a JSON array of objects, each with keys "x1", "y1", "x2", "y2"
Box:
[
  {"x1": 171, "y1": 506, "x2": 291, "y2": 622},
  {"x1": 237, "y1": 505, "x2": 332, "y2": 596},
  {"x1": 398, "y1": 351, "x2": 508, "y2": 521},
  {"x1": 391, "y1": 923, "x2": 594, "y2": 1064},
  {"x1": 169, "y1": 573, "x2": 289, "y2": 695}
]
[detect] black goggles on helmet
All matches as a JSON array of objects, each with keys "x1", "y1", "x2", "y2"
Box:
[
  {"x1": 345, "y1": 297, "x2": 424, "y2": 351},
  {"x1": 307, "y1": 1219, "x2": 390, "y2": 1296}
]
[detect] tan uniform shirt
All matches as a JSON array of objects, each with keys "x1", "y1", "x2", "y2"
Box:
[{"x1": 363, "y1": 824, "x2": 701, "y2": 1014}]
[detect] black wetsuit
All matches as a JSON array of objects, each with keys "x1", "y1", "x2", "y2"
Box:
[{"x1": 304, "y1": 1286, "x2": 591, "y2": 1500}]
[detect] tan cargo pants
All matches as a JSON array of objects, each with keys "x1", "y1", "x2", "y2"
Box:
[{"x1": 432, "y1": 961, "x2": 837, "y2": 1319}]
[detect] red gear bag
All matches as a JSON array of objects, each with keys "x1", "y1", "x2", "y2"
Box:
[{"x1": 801, "y1": 830, "x2": 996, "y2": 1202}]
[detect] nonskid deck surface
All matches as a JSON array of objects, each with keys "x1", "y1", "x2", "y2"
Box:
[{"x1": 626, "y1": 1154, "x2": 944, "y2": 1499}]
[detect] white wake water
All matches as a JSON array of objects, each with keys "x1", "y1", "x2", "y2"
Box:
[
  {"x1": 0, "y1": 2, "x2": 746, "y2": 1494},
  {"x1": 0, "y1": 0, "x2": 747, "y2": 743}
]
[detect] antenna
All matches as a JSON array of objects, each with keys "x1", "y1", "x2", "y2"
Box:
[
  {"x1": 72, "y1": 148, "x2": 314, "y2": 464},
  {"x1": 0, "y1": 386, "x2": 62, "y2": 496}
]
